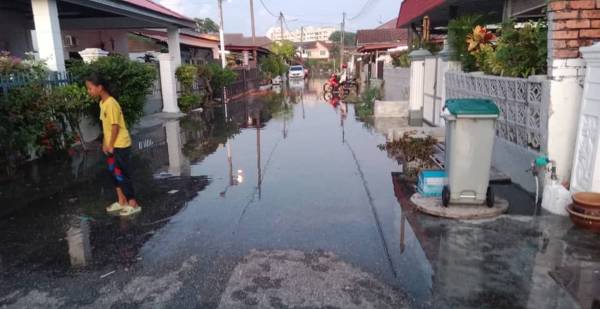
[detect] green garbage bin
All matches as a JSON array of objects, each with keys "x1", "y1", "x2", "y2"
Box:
[{"x1": 441, "y1": 99, "x2": 500, "y2": 207}]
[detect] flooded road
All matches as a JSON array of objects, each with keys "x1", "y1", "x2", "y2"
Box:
[{"x1": 1, "y1": 79, "x2": 599, "y2": 308}]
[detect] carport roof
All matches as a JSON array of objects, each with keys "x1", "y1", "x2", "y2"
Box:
[
  {"x1": 396, "y1": 0, "x2": 504, "y2": 28},
  {"x1": 59, "y1": 0, "x2": 196, "y2": 28},
  {"x1": 123, "y1": 0, "x2": 192, "y2": 21}
]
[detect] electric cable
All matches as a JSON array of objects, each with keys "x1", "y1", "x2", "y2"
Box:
[
  {"x1": 258, "y1": 0, "x2": 278, "y2": 17},
  {"x1": 349, "y1": 0, "x2": 380, "y2": 21}
]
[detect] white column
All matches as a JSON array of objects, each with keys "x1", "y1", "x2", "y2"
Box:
[
  {"x1": 243, "y1": 51, "x2": 250, "y2": 66},
  {"x1": 165, "y1": 120, "x2": 189, "y2": 177},
  {"x1": 437, "y1": 42, "x2": 461, "y2": 127},
  {"x1": 167, "y1": 27, "x2": 182, "y2": 67},
  {"x1": 31, "y1": 0, "x2": 65, "y2": 71},
  {"x1": 158, "y1": 53, "x2": 180, "y2": 113},
  {"x1": 408, "y1": 49, "x2": 432, "y2": 120},
  {"x1": 546, "y1": 59, "x2": 585, "y2": 183},
  {"x1": 571, "y1": 42, "x2": 600, "y2": 192}
]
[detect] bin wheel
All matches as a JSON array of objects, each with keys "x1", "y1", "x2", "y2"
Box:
[
  {"x1": 442, "y1": 186, "x2": 450, "y2": 207},
  {"x1": 486, "y1": 186, "x2": 495, "y2": 208}
]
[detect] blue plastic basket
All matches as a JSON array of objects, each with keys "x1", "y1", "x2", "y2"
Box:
[{"x1": 417, "y1": 170, "x2": 447, "y2": 197}]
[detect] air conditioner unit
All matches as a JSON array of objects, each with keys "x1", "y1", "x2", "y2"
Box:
[{"x1": 64, "y1": 35, "x2": 76, "y2": 47}]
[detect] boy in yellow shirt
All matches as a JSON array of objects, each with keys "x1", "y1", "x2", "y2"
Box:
[{"x1": 85, "y1": 74, "x2": 141, "y2": 216}]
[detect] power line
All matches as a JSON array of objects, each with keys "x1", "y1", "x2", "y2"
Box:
[
  {"x1": 348, "y1": 0, "x2": 379, "y2": 21},
  {"x1": 258, "y1": 0, "x2": 278, "y2": 17}
]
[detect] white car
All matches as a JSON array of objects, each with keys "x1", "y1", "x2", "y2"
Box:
[{"x1": 288, "y1": 65, "x2": 305, "y2": 79}]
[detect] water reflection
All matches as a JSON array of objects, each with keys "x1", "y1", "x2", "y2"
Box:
[
  {"x1": 66, "y1": 216, "x2": 92, "y2": 268},
  {"x1": 1, "y1": 80, "x2": 599, "y2": 309}
]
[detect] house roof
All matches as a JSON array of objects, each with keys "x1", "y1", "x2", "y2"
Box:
[
  {"x1": 122, "y1": 0, "x2": 193, "y2": 22},
  {"x1": 223, "y1": 33, "x2": 272, "y2": 49},
  {"x1": 396, "y1": 0, "x2": 504, "y2": 28},
  {"x1": 376, "y1": 17, "x2": 398, "y2": 30},
  {"x1": 296, "y1": 41, "x2": 331, "y2": 50},
  {"x1": 396, "y1": 0, "x2": 445, "y2": 28},
  {"x1": 357, "y1": 43, "x2": 404, "y2": 52},
  {"x1": 136, "y1": 30, "x2": 219, "y2": 50},
  {"x1": 355, "y1": 28, "x2": 408, "y2": 46}
]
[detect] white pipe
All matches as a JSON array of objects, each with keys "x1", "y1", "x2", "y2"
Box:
[{"x1": 535, "y1": 175, "x2": 539, "y2": 206}]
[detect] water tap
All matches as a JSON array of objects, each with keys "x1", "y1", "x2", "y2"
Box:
[{"x1": 529, "y1": 156, "x2": 557, "y2": 180}]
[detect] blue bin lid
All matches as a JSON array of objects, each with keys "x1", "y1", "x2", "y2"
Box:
[{"x1": 445, "y1": 99, "x2": 500, "y2": 116}]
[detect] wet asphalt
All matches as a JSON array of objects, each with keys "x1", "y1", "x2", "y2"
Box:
[{"x1": 0, "y1": 79, "x2": 599, "y2": 309}]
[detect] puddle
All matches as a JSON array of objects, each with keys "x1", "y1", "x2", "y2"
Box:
[{"x1": 0, "y1": 79, "x2": 599, "y2": 308}]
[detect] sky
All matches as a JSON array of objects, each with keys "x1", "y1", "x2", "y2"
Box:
[{"x1": 158, "y1": 0, "x2": 402, "y2": 36}]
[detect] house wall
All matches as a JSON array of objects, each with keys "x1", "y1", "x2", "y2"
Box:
[
  {"x1": 545, "y1": 0, "x2": 600, "y2": 183},
  {"x1": 61, "y1": 30, "x2": 129, "y2": 59},
  {"x1": 382, "y1": 63, "x2": 410, "y2": 101},
  {"x1": 304, "y1": 47, "x2": 329, "y2": 59},
  {"x1": 0, "y1": 11, "x2": 34, "y2": 57}
]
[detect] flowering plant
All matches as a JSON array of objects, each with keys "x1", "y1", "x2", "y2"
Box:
[{"x1": 466, "y1": 26, "x2": 496, "y2": 53}]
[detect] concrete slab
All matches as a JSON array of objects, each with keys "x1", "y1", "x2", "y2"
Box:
[
  {"x1": 374, "y1": 100, "x2": 409, "y2": 117},
  {"x1": 410, "y1": 193, "x2": 509, "y2": 220}
]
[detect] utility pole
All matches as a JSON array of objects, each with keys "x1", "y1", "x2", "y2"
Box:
[
  {"x1": 340, "y1": 12, "x2": 346, "y2": 71},
  {"x1": 249, "y1": 0, "x2": 258, "y2": 67},
  {"x1": 279, "y1": 12, "x2": 285, "y2": 41},
  {"x1": 217, "y1": 0, "x2": 228, "y2": 114},
  {"x1": 300, "y1": 26, "x2": 304, "y2": 59}
]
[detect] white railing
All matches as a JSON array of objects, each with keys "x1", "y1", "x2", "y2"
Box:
[{"x1": 446, "y1": 72, "x2": 548, "y2": 153}]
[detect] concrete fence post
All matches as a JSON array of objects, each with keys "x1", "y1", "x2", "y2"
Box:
[{"x1": 408, "y1": 49, "x2": 432, "y2": 121}]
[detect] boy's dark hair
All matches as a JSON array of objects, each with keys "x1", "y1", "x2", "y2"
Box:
[{"x1": 85, "y1": 73, "x2": 117, "y2": 97}]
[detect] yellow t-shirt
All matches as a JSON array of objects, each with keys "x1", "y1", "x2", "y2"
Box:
[{"x1": 99, "y1": 97, "x2": 132, "y2": 148}]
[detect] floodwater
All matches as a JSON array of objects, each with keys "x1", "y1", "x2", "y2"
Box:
[{"x1": 0, "y1": 79, "x2": 598, "y2": 309}]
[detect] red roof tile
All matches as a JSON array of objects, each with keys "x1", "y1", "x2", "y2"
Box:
[
  {"x1": 356, "y1": 28, "x2": 408, "y2": 46},
  {"x1": 122, "y1": 0, "x2": 193, "y2": 21},
  {"x1": 397, "y1": 0, "x2": 445, "y2": 27},
  {"x1": 376, "y1": 17, "x2": 398, "y2": 30}
]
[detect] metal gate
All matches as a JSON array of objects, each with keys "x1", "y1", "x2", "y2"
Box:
[{"x1": 423, "y1": 57, "x2": 443, "y2": 126}]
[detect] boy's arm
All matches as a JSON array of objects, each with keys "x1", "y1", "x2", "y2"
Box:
[
  {"x1": 105, "y1": 102, "x2": 121, "y2": 154},
  {"x1": 107, "y1": 124, "x2": 119, "y2": 153}
]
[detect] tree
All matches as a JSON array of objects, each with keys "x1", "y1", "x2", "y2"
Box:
[
  {"x1": 329, "y1": 31, "x2": 357, "y2": 47},
  {"x1": 195, "y1": 18, "x2": 219, "y2": 33},
  {"x1": 271, "y1": 40, "x2": 297, "y2": 64},
  {"x1": 260, "y1": 54, "x2": 287, "y2": 79}
]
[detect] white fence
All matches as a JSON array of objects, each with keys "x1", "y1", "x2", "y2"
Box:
[{"x1": 445, "y1": 72, "x2": 549, "y2": 153}]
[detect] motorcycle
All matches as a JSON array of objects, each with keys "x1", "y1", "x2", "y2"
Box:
[{"x1": 323, "y1": 73, "x2": 359, "y2": 95}]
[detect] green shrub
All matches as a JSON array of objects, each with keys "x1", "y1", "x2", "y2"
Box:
[
  {"x1": 355, "y1": 86, "x2": 382, "y2": 119},
  {"x1": 492, "y1": 22, "x2": 547, "y2": 77},
  {"x1": 175, "y1": 64, "x2": 198, "y2": 93},
  {"x1": 448, "y1": 15, "x2": 483, "y2": 72},
  {"x1": 69, "y1": 55, "x2": 156, "y2": 126},
  {"x1": 0, "y1": 82, "x2": 51, "y2": 167},
  {"x1": 176, "y1": 64, "x2": 205, "y2": 111},
  {"x1": 48, "y1": 84, "x2": 94, "y2": 148},
  {"x1": 260, "y1": 54, "x2": 287, "y2": 79},
  {"x1": 178, "y1": 94, "x2": 202, "y2": 112},
  {"x1": 390, "y1": 51, "x2": 410, "y2": 68},
  {"x1": 205, "y1": 63, "x2": 237, "y2": 96}
]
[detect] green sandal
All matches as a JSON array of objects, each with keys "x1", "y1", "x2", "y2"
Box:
[
  {"x1": 106, "y1": 202, "x2": 125, "y2": 213},
  {"x1": 120, "y1": 206, "x2": 142, "y2": 217}
]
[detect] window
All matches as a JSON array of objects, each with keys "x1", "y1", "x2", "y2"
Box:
[
  {"x1": 307, "y1": 51, "x2": 312, "y2": 57},
  {"x1": 320, "y1": 50, "x2": 326, "y2": 56}
]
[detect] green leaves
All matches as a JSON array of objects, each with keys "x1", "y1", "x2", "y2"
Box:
[
  {"x1": 271, "y1": 40, "x2": 297, "y2": 63},
  {"x1": 260, "y1": 55, "x2": 287, "y2": 79},
  {"x1": 448, "y1": 15, "x2": 484, "y2": 71},
  {"x1": 493, "y1": 22, "x2": 547, "y2": 77},
  {"x1": 69, "y1": 55, "x2": 156, "y2": 126}
]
